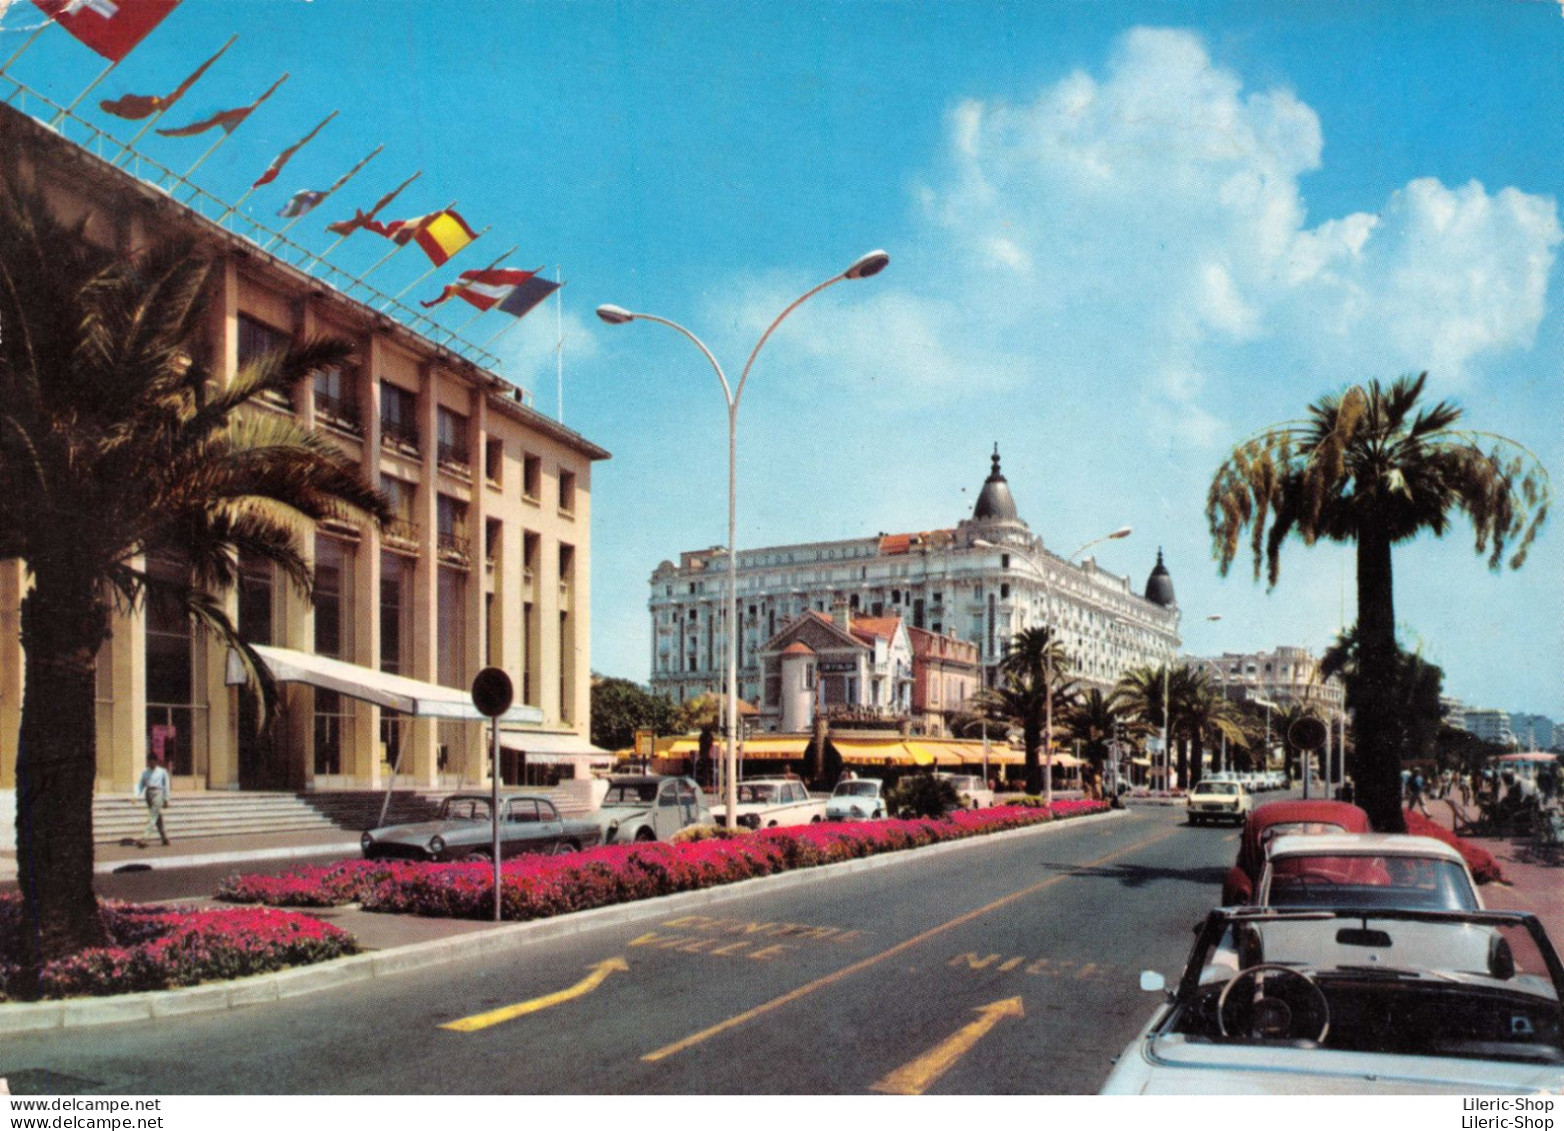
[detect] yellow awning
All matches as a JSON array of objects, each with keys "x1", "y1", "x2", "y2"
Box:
[
  {"x1": 905, "y1": 741, "x2": 963, "y2": 766},
  {"x1": 738, "y1": 737, "x2": 810, "y2": 759},
  {"x1": 833, "y1": 740, "x2": 913, "y2": 766}
]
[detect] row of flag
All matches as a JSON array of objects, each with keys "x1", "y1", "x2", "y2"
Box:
[{"x1": 18, "y1": 0, "x2": 561, "y2": 324}]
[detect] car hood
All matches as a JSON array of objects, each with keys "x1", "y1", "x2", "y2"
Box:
[
  {"x1": 1105, "y1": 1033, "x2": 1564, "y2": 1094},
  {"x1": 366, "y1": 819, "x2": 475, "y2": 844},
  {"x1": 593, "y1": 803, "x2": 652, "y2": 823}
]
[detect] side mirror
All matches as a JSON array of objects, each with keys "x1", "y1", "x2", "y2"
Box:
[{"x1": 1139, "y1": 970, "x2": 1166, "y2": 993}]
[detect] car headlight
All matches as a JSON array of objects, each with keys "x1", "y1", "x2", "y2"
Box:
[
  {"x1": 428, "y1": 835, "x2": 445, "y2": 856},
  {"x1": 360, "y1": 832, "x2": 373, "y2": 853}
]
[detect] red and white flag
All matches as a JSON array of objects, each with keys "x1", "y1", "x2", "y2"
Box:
[
  {"x1": 156, "y1": 72, "x2": 285, "y2": 138},
  {"x1": 33, "y1": 0, "x2": 180, "y2": 63},
  {"x1": 251, "y1": 110, "x2": 336, "y2": 189},
  {"x1": 421, "y1": 267, "x2": 541, "y2": 310}
]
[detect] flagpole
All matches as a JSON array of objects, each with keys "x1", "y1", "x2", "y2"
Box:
[
  {"x1": 348, "y1": 198, "x2": 457, "y2": 293},
  {"x1": 0, "y1": 23, "x2": 47, "y2": 76},
  {"x1": 299, "y1": 169, "x2": 423, "y2": 273},
  {"x1": 480, "y1": 285, "x2": 564, "y2": 351},
  {"x1": 421, "y1": 246, "x2": 518, "y2": 323},
  {"x1": 178, "y1": 72, "x2": 289, "y2": 187},
  {"x1": 264, "y1": 143, "x2": 382, "y2": 248},
  {"x1": 554, "y1": 265, "x2": 565, "y2": 423},
  {"x1": 114, "y1": 35, "x2": 238, "y2": 167},
  {"x1": 386, "y1": 226, "x2": 493, "y2": 304},
  {"x1": 49, "y1": 58, "x2": 117, "y2": 126},
  {"x1": 214, "y1": 183, "x2": 261, "y2": 226}
]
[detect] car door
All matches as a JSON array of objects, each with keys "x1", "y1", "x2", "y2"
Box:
[
  {"x1": 504, "y1": 798, "x2": 542, "y2": 857},
  {"x1": 535, "y1": 799, "x2": 564, "y2": 852},
  {"x1": 655, "y1": 780, "x2": 683, "y2": 839}
]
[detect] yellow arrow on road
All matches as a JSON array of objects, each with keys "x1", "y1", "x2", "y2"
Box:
[
  {"x1": 870, "y1": 997, "x2": 1025, "y2": 1095},
  {"x1": 440, "y1": 957, "x2": 629, "y2": 1033}
]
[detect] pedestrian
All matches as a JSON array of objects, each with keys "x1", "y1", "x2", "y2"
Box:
[
  {"x1": 1406, "y1": 769, "x2": 1430, "y2": 817},
  {"x1": 137, "y1": 754, "x2": 171, "y2": 848}
]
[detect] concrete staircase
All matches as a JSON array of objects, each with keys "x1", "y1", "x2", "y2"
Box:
[{"x1": 91, "y1": 786, "x2": 596, "y2": 844}]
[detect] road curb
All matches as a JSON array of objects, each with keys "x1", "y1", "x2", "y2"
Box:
[{"x1": 0, "y1": 808, "x2": 1127, "y2": 1034}]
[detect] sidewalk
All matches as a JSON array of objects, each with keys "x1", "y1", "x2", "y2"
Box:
[
  {"x1": 0, "y1": 828, "x2": 364, "y2": 883},
  {"x1": 1422, "y1": 795, "x2": 1563, "y2": 943}
]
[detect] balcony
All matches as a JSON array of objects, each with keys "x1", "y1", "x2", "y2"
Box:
[
  {"x1": 384, "y1": 519, "x2": 421, "y2": 553},
  {"x1": 314, "y1": 391, "x2": 362, "y2": 436},
  {"x1": 380, "y1": 418, "x2": 420, "y2": 455},
  {"x1": 437, "y1": 440, "x2": 471, "y2": 477},
  {"x1": 437, "y1": 530, "x2": 471, "y2": 568}
]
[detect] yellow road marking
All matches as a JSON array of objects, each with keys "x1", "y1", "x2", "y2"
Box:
[
  {"x1": 440, "y1": 957, "x2": 629, "y2": 1033},
  {"x1": 641, "y1": 825, "x2": 1179, "y2": 1062},
  {"x1": 871, "y1": 997, "x2": 1025, "y2": 1095}
]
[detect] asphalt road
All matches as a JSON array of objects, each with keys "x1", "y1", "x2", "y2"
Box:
[{"x1": 2, "y1": 804, "x2": 1242, "y2": 1095}]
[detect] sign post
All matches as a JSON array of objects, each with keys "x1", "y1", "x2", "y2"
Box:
[{"x1": 471, "y1": 667, "x2": 514, "y2": 922}]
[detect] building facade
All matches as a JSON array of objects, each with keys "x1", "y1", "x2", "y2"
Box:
[
  {"x1": 1463, "y1": 708, "x2": 1517, "y2": 749},
  {"x1": 0, "y1": 102, "x2": 609, "y2": 796},
  {"x1": 758, "y1": 610, "x2": 914, "y2": 733},
  {"x1": 908, "y1": 626, "x2": 981, "y2": 737},
  {"x1": 649, "y1": 449, "x2": 1181, "y2": 712},
  {"x1": 1188, "y1": 646, "x2": 1346, "y2": 717}
]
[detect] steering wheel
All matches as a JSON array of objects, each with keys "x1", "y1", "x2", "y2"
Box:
[{"x1": 1217, "y1": 964, "x2": 1331, "y2": 1043}]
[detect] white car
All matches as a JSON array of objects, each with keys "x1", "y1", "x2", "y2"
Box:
[
  {"x1": 936, "y1": 773, "x2": 995, "y2": 809},
  {"x1": 1259, "y1": 833, "x2": 1484, "y2": 911},
  {"x1": 1187, "y1": 779, "x2": 1253, "y2": 826},
  {"x1": 1102, "y1": 907, "x2": 1564, "y2": 1094},
  {"x1": 825, "y1": 778, "x2": 887, "y2": 821},
  {"x1": 710, "y1": 776, "x2": 826, "y2": 830}
]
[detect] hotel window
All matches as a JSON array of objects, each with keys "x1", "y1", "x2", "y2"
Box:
[
  {"x1": 380, "y1": 474, "x2": 418, "y2": 546},
  {"x1": 313, "y1": 365, "x2": 360, "y2": 433},
  {"x1": 145, "y1": 558, "x2": 199, "y2": 776},
  {"x1": 485, "y1": 437, "x2": 504, "y2": 484},
  {"x1": 237, "y1": 556, "x2": 275, "y2": 647},
  {"x1": 522, "y1": 453, "x2": 541, "y2": 501},
  {"x1": 380, "y1": 382, "x2": 419, "y2": 450},
  {"x1": 313, "y1": 538, "x2": 355, "y2": 776},
  {"x1": 437, "y1": 494, "x2": 470, "y2": 564},
  {"x1": 558, "y1": 469, "x2": 576, "y2": 515},
  {"x1": 238, "y1": 314, "x2": 291, "y2": 407},
  {"x1": 437, "y1": 406, "x2": 470, "y2": 470}
]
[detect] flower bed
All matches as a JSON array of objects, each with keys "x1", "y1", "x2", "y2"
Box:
[
  {"x1": 1403, "y1": 810, "x2": 1505, "y2": 885},
  {"x1": 0, "y1": 895, "x2": 357, "y2": 1001},
  {"x1": 219, "y1": 801, "x2": 1110, "y2": 921}
]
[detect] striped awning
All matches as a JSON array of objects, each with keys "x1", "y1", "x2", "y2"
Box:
[
  {"x1": 904, "y1": 741, "x2": 962, "y2": 766},
  {"x1": 832, "y1": 739, "x2": 912, "y2": 766}
]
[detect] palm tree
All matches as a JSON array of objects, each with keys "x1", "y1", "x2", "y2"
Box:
[
  {"x1": 1064, "y1": 687, "x2": 1125, "y2": 798},
  {"x1": 0, "y1": 177, "x2": 390, "y2": 978},
  {"x1": 1114, "y1": 664, "x2": 1197, "y2": 788},
  {"x1": 1177, "y1": 672, "x2": 1246, "y2": 790},
  {"x1": 999, "y1": 626, "x2": 1075, "y2": 797},
  {"x1": 1208, "y1": 374, "x2": 1549, "y2": 831}
]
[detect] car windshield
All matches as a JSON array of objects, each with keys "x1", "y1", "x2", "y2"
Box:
[
  {"x1": 604, "y1": 783, "x2": 658, "y2": 804},
  {"x1": 1169, "y1": 912, "x2": 1564, "y2": 1065},
  {"x1": 1195, "y1": 782, "x2": 1238, "y2": 796},
  {"x1": 439, "y1": 797, "x2": 492, "y2": 821},
  {"x1": 738, "y1": 784, "x2": 777, "y2": 804},
  {"x1": 1266, "y1": 854, "x2": 1479, "y2": 911},
  {"x1": 833, "y1": 781, "x2": 879, "y2": 797}
]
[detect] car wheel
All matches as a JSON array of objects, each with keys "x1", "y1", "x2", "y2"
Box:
[
  {"x1": 810, "y1": 815, "x2": 821, "y2": 823},
  {"x1": 553, "y1": 839, "x2": 579, "y2": 856},
  {"x1": 467, "y1": 848, "x2": 492, "y2": 862},
  {"x1": 634, "y1": 827, "x2": 657, "y2": 843}
]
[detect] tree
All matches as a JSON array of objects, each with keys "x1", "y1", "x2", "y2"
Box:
[
  {"x1": 1176, "y1": 671, "x2": 1245, "y2": 790},
  {"x1": 1320, "y1": 626, "x2": 1444, "y2": 787},
  {"x1": 1114, "y1": 664, "x2": 1192, "y2": 788},
  {"x1": 0, "y1": 178, "x2": 389, "y2": 980},
  {"x1": 1063, "y1": 687, "x2": 1125, "y2": 798},
  {"x1": 999, "y1": 626, "x2": 1075, "y2": 796},
  {"x1": 589, "y1": 675, "x2": 677, "y2": 752},
  {"x1": 1208, "y1": 374, "x2": 1549, "y2": 831}
]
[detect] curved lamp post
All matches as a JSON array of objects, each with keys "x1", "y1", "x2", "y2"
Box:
[
  {"x1": 973, "y1": 526, "x2": 1131, "y2": 804},
  {"x1": 597, "y1": 250, "x2": 889, "y2": 828}
]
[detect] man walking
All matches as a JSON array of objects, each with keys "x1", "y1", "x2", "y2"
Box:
[{"x1": 137, "y1": 754, "x2": 172, "y2": 847}]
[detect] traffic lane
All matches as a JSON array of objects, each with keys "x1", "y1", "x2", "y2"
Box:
[
  {"x1": 0, "y1": 809, "x2": 1229, "y2": 1094},
  {"x1": 628, "y1": 811, "x2": 1241, "y2": 1093}
]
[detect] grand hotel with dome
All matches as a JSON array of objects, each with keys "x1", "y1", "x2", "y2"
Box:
[{"x1": 648, "y1": 449, "x2": 1182, "y2": 726}]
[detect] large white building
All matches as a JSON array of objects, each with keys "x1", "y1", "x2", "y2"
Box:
[
  {"x1": 1187, "y1": 646, "x2": 1346, "y2": 717},
  {"x1": 649, "y1": 449, "x2": 1181, "y2": 719}
]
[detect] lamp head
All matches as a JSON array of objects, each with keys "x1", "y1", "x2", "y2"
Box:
[
  {"x1": 844, "y1": 250, "x2": 890, "y2": 280},
  {"x1": 1108, "y1": 526, "x2": 1133, "y2": 540},
  {"x1": 595, "y1": 304, "x2": 636, "y2": 325}
]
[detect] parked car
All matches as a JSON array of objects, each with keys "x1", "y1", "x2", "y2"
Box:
[
  {"x1": 826, "y1": 778, "x2": 888, "y2": 821},
  {"x1": 1101, "y1": 907, "x2": 1564, "y2": 1094},
  {"x1": 1221, "y1": 799, "x2": 1373, "y2": 904},
  {"x1": 360, "y1": 793, "x2": 602, "y2": 861},
  {"x1": 936, "y1": 773, "x2": 995, "y2": 809},
  {"x1": 1258, "y1": 833, "x2": 1483, "y2": 911},
  {"x1": 594, "y1": 775, "x2": 710, "y2": 843},
  {"x1": 710, "y1": 776, "x2": 826, "y2": 829},
  {"x1": 1186, "y1": 779, "x2": 1253, "y2": 826}
]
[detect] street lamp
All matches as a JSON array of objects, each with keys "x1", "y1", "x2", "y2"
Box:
[
  {"x1": 1203, "y1": 615, "x2": 1226, "y2": 774},
  {"x1": 1070, "y1": 526, "x2": 1132, "y2": 563},
  {"x1": 597, "y1": 249, "x2": 889, "y2": 829}
]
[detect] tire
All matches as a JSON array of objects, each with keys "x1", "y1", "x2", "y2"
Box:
[
  {"x1": 466, "y1": 848, "x2": 492, "y2": 862},
  {"x1": 810, "y1": 815, "x2": 821, "y2": 823},
  {"x1": 553, "y1": 839, "x2": 579, "y2": 856},
  {"x1": 633, "y1": 827, "x2": 657, "y2": 843}
]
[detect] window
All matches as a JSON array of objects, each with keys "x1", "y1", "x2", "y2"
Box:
[
  {"x1": 238, "y1": 556, "x2": 274, "y2": 647},
  {"x1": 485, "y1": 518, "x2": 501, "y2": 567},
  {"x1": 239, "y1": 315, "x2": 291, "y2": 407},
  {"x1": 437, "y1": 406, "x2": 469, "y2": 470},
  {"x1": 380, "y1": 474, "x2": 418, "y2": 546},
  {"x1": 380, "y1": 553, "x2": 407, "y2": 675},
  {"x1": 437, "y1": 495, "x2": 469, "y2": 564},
  {"x1": 485, "y1": 438, "x2": 503, "y2": 484},
  {"x1": 437, "y1": 568, "x2": 466, "y2": 687},
  {"x1": 522, "y1": 453, "x2": 541, "y2": 501},
  {"x1": 559, "y1": 469, "x2": 576, "y2": 514},
  {"x1": 313, "y1": 366, "x2": 360, "y2": 432},
  {"x1": 380, "y1": 382, "x2": 419, "y2": 450},
  {"x1": 145, "y1": 559, "x2": 196, "y2": 775},
  {"x1": 313, "y1": 537, "x2": 353, "y2": 659}
]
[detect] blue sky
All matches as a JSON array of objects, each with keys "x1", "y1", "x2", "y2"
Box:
[{"x1": 6, "y1": 0, "x2": 1562, "y2": 720}]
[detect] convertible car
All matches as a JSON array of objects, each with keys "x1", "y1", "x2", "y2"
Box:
[
  {"x1": 1102, "y1": 907, "x2": 1564, "y2": 1094},
  {"x1": 1222, "y1": 800, "x2": 1373, "y2": 905},
  {"x1": 361, "y1": 793, "x2": 603, "y2": 861}
]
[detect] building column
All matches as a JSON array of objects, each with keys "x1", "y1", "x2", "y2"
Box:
[
  {"x1": 409, "y1": 362, "x2": 440, "y2": 787},
  {"x1": 357, "y1": 337, "x2": 385, "y2": 789}
]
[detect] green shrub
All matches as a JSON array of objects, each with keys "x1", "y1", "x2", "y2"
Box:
[{"x1": 888, "y1": 773, "x2": 959, "y2": 819}]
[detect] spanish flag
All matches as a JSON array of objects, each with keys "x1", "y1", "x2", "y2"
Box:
[{"x1": 373, "y1": 209, "x2": 479, "y2": 267}]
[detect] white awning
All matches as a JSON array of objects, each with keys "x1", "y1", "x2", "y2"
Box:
[
  {"x1": 226, "y1": 645, "x2": 544, "y2": 724},
  {"x1": 498, "y1": 729, "x2": 612, "y2": 764}
]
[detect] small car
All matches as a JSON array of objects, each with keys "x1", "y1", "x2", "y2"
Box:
[
  {"x1": 594, "y1": 775, "x2": 710, "y2": 843},
  {"x1": 1221, "y1": 799, "x2": 1373, "y2": 904},
  {"x1": 825, "y1": 778, "x2": 887, "y2": 821},
  {"x1": 936, "y1": 773, "x2": 995, "y2": 809},
  {"x1": 1258, "y1": 833, "x2": 1484, "y2": 911},
  {"x1": 360, "y1": 793, "x2": 602, "y2": 861},
  {"x1": 710, "y1": 776, "x2": 826, "y2": 829},
  {"x1": 1186, "y1": 779, "x2": 1253, "y2": 826},
  {"x1": 1101, "y1": 907, "x2": 1564, "y2": 1094}
]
